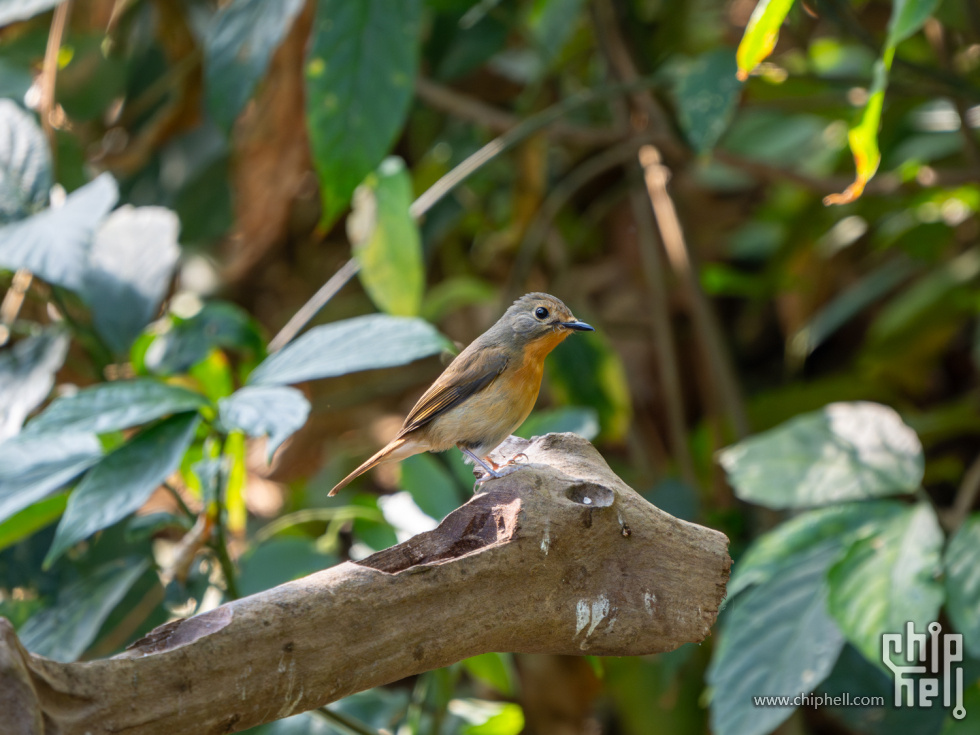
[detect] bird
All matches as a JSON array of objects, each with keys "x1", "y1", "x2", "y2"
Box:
[{"x1": 328, "y1": 293, "x2": 594, "y2": 495}]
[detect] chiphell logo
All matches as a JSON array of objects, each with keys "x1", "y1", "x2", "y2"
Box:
[{"x1": 882, "y1": 621, "x2": 965, "y2": 720}]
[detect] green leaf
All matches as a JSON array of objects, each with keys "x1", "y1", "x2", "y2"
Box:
[
  {"x1": 0, "y1": 331, "x2": 68, "y2": 440},
  {"x1": 19, "y1": 557, "x2": 149, "y2": 662},
  {"x1": 823, "y1": 54, "x2": 891, "y2": 206},
  {"x1": 399, "y1": 453, "x2": 461, "y2": 521},
  {"x1": 219, "y1": 385, "x2": 310, "y2": 460},
  {"x1": 0, "y1": 0, "x2": 61, "y2": 27},
  {"x1": 518, "y1": 406, "x2": 599, "y2": 441},
  {"x1": 944, "y1": 513, "x2": 980, "y2": 657},
  {"x1": 204, "y1": 0, "x2": 307, "y2": 130},
  {"x1": 0, "y1": 99, "x2": 50, "y2": 223},
  {"x1": 708, "y1": 545, "x2": 846, "y2": 735},
  {"x1": 348, "y1": 157, "x2": 424, "y2": 316},
  {"x1": 239, "y1": 537, "x2": 336, "y2": 597},
  {"x1": 827, "y1": 502, "x2": 945, "y2": 669},
  {"x1": 306, "y1": 0, "x2": 422, "y2": 225},
  {"x1": 0, "y1": 172, "x2": 117, "y2": 290},
  {"x1": 728, "y1": 501, "x2": 907, "y2": 599},
  {"x1": 81, "y1": 205, "x2": 181, "y2": 354},
  {"x1": 674, "y1": 48, "x2": 743, "y2": 153},
  {"x1": 734, "y1": 0, "x2": 796, "y2": 81},
  {"x1": 527, "y1": 0, "x2": 587, "y2": 65},
  {"x1": 24, "y1": 378, "x2": 209, "y2": 437},
  {"x1": 0, "y1": 432, "x2": 102, "y2": 523},
  {"x1": 0, "y1": 491, "x2": 66, "y2": 553},
  {"x1": 718, "y1": 401, "x2": 923, "y2": 509},
  {"x1": 248, "y1": 314, "x2": 447, "y2": 386},
  {"x1": 887, "y1": 0, "x2": 942, "y2": 47},
  {"x1": 462, "y1": 652, "x2": 517, "y2": 696},
  {"x1": 450, "y1": 700, "x2": 525, "y2": 735},
  {"x1": 45, "y1": 413, "x2": 200, "y2": 565},
  {"x1": 144, "y1": 301, "x2": 265, "y2": 375}
]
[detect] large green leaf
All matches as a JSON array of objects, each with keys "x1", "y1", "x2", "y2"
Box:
[
  {"x1": 248, "y1": 314, "x2": 447, "y2": 386},
  {"x1": 0, "y1": 432, "x2": 102, "y2": 522},
  {"x1": 143, "y1": 301, "x2": 265, "y2": 375},
  {"x1": 462, "y1": 653, "x2": 517, "y2": 697},
  {"x1": 204, "y1": 0, "x2": 307, "y2": 130},
  {"x1": 0, "y1": 491, "x2": 66, "y2": 553},
  {"x1": 45, "y1": 413, "x2": 200, "y2": 565},
  {"x1": 674, "y1": 48, "x2": 742, "y2": 153},
  {"x1": 718, "y1": 401, "x2": 923, "y2": 509},
  {"x1": 348, "y1": 157, "x2": 424, "y2": 316},
  {"x1": 0, "y1": 99, "x2": 50, "y2": 223},
  {"x1": 728, "y1": 501, "x2": 907, "y2": 598},
  {"x1": 734, "y1": 0, "x2": 795, "y2": 81},
  {"x1": 0, "y1": 172, "x2": 117, "y2": 290},
  {"x1": 0, "y1": 331, "x2": 68, "y2": 440},
  {"x1": 399, "y1": 453, "x2": 461, "y2": 521},
  {"x1": 218, "y1": 385, "x2": 310, "y2": 460},
  {"x1": 24, "y1": 378, "x2": 209, "y2": 437},
  {"x1": 944, "y1": 513, "x2": 980, "y2": 657},
  {"x1": 19, "y1": 557, "x2": 150, "y2": 662},
  {"x1": 81, "y1": 205, "x2": 181, "y2": 354},
  {"x1": 708, "y1": 544, "x2": 845, "y2": 735},
  {"x1": 827, "y1": 502, "x2": 945, "y2": 669},
  {"x1": 305, "y1": 0, "x2": 422, "y2": 225}
]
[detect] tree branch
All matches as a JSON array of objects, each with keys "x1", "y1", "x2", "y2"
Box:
[{"x1": 0, "y1": 433, "x2": 729, "y2": 735}]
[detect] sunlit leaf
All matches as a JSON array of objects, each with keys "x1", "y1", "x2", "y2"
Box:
[
  {"x1": 0, "y1": 491, "x2": 66, "y2": 553},
  {"x1": 823, "y1": 54, "x2": 891, "y2": 206},
  {"x1": 204, "y1": 0, "x2": 307, "y2": 130},
  {"x1": 248, "y1": 315, "x2": 448, "y2": 386},
  {"x1": 306, "y1": 0, "x2": 422, "y2": 225},
  {"x1": 727, "y1": 501, "x2": 906, "y2": 599},
  {"x1": 827, "y1": 502, "x2": 944, "y2": 669},
  {"x1": 24, "y1": 378, "x2": 209, "y2": 437},
  {"x1": 224, "y1": 429, "x2": 247, "y2": 535},
  {"x1": 708, "y1": 544, "x2": 845, "y2": 735},
  {"x1": 45, "y1": 413, "x2": 200, "y2": 565},
  {"x1": 348, "y1": 157, "x2": 424, "y2": 316},
  {"x1": 0, "y1": 172, "x2": 117, "y2": 290},
  {"x1": 19, "y1": 557, "x2": 149, "y2": 662},
  {"x1": 219, "y1": 385, "x2": 310, "y2": 460},
  {"x1": 450, "y1": 699, "x2": 525, "y2": 735},
  {"x1": 0, "y1": 432, "x2": 102, "y2": 523},
  {"x1": 0, "y1": 99, "x2": 50, "y2": 223},
  {"x1": 944, "y1": 513, "x2": 980, "y2": 657},
  {"x1": 718, "y1": 401, "x2": 923, "y2": 509},
  {"x1": 735, "y1": 0, "x2": 796, "y2": 81},
  {"x1": 82, "y1": 205, "x2": 181, "y2": 354},
  {"x1": 0, "y1": 330, "x2": 68, "y2": 441}
]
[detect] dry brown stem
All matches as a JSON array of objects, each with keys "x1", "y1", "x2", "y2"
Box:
[{"x1": 0, "y1": 433, "x2": 729, "y2": 735}]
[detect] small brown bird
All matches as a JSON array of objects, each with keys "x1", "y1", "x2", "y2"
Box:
[{"x1": 329, "y1": 293, "x2": 594, "y2": 495}]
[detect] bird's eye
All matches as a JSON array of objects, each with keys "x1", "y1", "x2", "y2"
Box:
[{"x1": 534, "y1": 306, "x2": 549, "y2": 319}]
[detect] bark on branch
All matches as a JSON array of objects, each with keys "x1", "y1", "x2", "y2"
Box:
[{"x1": 0, "y1": 433, "x2": 730, "y2": 735}]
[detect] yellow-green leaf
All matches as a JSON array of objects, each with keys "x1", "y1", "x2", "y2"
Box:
[
  {"x1": 735, "y1": 0, "x2": 796, "y2": 81},
  {"x1": 348, "y1": 157, "x2": 424, "y2": 317}
]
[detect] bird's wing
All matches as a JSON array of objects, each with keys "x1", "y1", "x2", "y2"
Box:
[{"x1": 398, "y1": 347, "x2": 509, "y2": 436}]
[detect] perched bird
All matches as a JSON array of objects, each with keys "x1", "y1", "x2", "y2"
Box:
[{"x1": 329, "y1": 293, "x2": 594, "y2": 495}]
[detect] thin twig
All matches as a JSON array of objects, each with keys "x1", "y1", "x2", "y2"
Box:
[
  {"x1": 415, "y1": 77, "x2": 624, "y2": 147},
  {"x1": 314, "y1": 706, "x2": 383, "y2": 735},
  {"x1": 39, "y1": 0, "x2": 72, "y2": 153},
  {"x1": 267, "y1": 258, "x2": 360, "y2": 352},
  {"x1": 638, "y1": 146, "x2": 749, "y2": 439}
]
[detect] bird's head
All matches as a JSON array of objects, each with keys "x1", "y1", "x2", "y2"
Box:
[{"x1": 498, "y1": 293, "x2": 594, "y2": 349}]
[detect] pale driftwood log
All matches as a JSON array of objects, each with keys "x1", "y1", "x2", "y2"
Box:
[{"x1": 0, "y1": 433, "x2": 730, "y2": 735}]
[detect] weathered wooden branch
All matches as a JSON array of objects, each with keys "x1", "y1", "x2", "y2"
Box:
[{"x1": 0, "y1": 433, "x2": 730, "y2": 735}]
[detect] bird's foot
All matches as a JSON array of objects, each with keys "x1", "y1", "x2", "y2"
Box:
[{"x1": 473, "y1": 462, "x2": 524, "y2": 488}]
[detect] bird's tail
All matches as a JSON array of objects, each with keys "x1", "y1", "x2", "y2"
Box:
[{"x1": 328, "y1": 437, "x2": 411, "y2": 496}]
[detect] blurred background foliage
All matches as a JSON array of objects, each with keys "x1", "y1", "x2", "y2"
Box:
[{"x1": 1, "y1": 0, "x2": 980, "y2": 733}]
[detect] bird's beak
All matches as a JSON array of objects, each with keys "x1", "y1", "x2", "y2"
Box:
[{"x1": 562, "y1": 320, "x2": 594, "y2": 332}]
